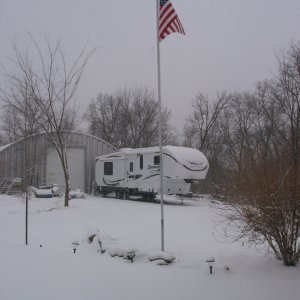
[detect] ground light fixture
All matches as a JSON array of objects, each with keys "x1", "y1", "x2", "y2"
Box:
[
  {"x1": 206, "y1": 257, "x2": 215, "y2": 274},
  {"x1": 72, "y1": 241, "x2": 80, "y2": 254}
]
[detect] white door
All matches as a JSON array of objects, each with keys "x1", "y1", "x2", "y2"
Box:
[{"x1": 46, "y1": 148, "x2": 85, "y2": 192}]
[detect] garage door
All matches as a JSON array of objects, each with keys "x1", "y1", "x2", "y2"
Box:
[{"x1": 46, "y1": 148, "x2": 85, "y2": 192}]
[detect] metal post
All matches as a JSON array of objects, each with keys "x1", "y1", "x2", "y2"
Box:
[
  {"x1": 156, "y1": 0, "x2": 164, "y2": 251},
  {"x1": 25, "y1": 189, "x2": 28, "y2": 245}
]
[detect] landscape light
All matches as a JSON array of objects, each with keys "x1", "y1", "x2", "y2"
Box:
[
  {"x1": 125, "y1": 250, "x2": 136, "y2": 263},
  {"x1": 206, "y1": 257, "x2": 215, "y2": 274},
  {"x1": 72, "y1": 241, "x2": 80, "y2": 254}
]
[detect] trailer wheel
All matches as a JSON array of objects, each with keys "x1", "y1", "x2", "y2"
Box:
[
  {"x1": 122, "y1": 188, "x2": 129, "y2": 200},
  {"x1": 94, "y1": 187, "x2": 100, "y2": 196},
  {"x1": 148, "y1": 193, "x2": 156, "y2": 201}
]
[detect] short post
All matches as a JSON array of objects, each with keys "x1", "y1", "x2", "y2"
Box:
[
  {"x1": 72, "y1": 241, "x2": 80, "y2": 254},
  {"x1": 25, "y1": 190, "x2": 28, "y2": 245},
  {"x1": 206, "y1": 257, "x2": 215, "y2": 275}
]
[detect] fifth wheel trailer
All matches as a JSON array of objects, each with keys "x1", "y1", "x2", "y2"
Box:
[{"x1": 95, "y1": 146, "x2": 209, "y2": 200}]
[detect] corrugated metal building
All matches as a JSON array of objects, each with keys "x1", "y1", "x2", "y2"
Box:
[{"x1": 0, "y1": 131, "x2": 117, "y2": 193}]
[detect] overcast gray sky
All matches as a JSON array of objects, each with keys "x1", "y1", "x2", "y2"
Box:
[{"x1": 1, "y1": 0, "x2": 300, "y2": 130}]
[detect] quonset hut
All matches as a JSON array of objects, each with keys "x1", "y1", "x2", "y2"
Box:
[{"x1": 0, "y1": 131, "x2": 117, "y2": 194}]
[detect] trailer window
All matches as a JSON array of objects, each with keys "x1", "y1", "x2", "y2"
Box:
[
  {"x1": 130, "y1": 162, "x2": 134, "y2": 172},
  {"x1": 140, "y1": 155, "x2": 143, "y2": 170},
  {"x1": 154, "y1": 155, "x2": 160, "y2": 165},
  {"x1": 104, "y1": 162, "x2": 113, "y2": 175}
]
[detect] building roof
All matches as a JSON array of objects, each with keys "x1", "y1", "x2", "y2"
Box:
[{"x1": 0, "y1": 131, "x2": 118, "y2": 153}]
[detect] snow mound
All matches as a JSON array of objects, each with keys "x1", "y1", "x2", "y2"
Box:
[
  {"x1": 148, "y1": 250, "x2": 176, "y2": 264},
  {"x1": 69, "y1": 189, "x2": 85, "y2": 199},
  {"x1": 109, "y1": 246, "x2": 126, "y2": 257}
]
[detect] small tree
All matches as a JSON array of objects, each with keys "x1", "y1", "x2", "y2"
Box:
[{"x1": 1, "y1": 35, "x2": 94, "y2": 206}]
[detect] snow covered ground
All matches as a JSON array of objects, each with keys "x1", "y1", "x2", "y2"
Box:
[{"x1": 0, "y1": 194, "x2": 299, "y2": 300}]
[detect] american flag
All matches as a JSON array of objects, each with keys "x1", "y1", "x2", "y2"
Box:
[{"x1": 159, "y1": 0, "x2": 185, "y2": 41}]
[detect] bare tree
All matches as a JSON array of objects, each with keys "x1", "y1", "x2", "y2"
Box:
[
  {"x1": 1, "y1": 40, "x2": 47, "y2": 191},
  {"x1": 85, "y1": 93, "x2": 130, "y2": 149},
  {"x1": 252, "y1": 80, "x2": 285, "y2": 160},
  {"x1": 0, "y1": 132, "x2": 4, "y2": 146},
  {"x1": 275, "y1": 41, "x2": 300, "y2": 200},
  {"x1": 1, "y1": 35, "x2": 94, "y2": 206},
  {"x1": 159, "y1": 107, "x2": 178, "y2": 146},
  {"x1": 0, "y1": 57, "x2": 44, "y2": 142},
  {"x1": 219, "y1": 92, "x2": 259, "y2": 180},
  {"x1": 85, "y1": 86, "x2": 177, "y2": 148},
  {"x1": 129, "y1": 87, "x2": 158, "y2": 147},
  {"x1": 218, "y1": 42, "x2": 300, "y2": 265},
  {"x1": 183, "y1": 92, "x2": 228, "y2": 151},
  {"x1": 183, "y1": 92, "x2": 229, "y2": 192}
]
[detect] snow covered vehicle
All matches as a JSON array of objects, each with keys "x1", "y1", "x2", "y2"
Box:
[{"x1": 95, "y1": 146, "x2": 209, "y2": 200}]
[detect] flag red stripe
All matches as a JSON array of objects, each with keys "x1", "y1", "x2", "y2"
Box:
[
  {"x1": 159, "y1": 1, "x2": 185, "y2": 41},
  {"x1": 160, "y1": 9, "x2": 176, "y2": 30},
  {"x1": 159, "y1": 15, "x2": 184, "y2": 40},
  {"x1": 160, "y1": 13, "x2": 175, "y2": 32},
  {"x1": 160, "y1": 2, "x2": 173, "y2": 20}
]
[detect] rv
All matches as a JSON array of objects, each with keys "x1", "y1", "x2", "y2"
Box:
[{"x1": 95, "y1": 146, "x2": 209, "y2": 200}]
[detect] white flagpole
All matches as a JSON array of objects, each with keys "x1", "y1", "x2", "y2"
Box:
[{"x1": 156, "y1": 0, "x2": 164, "y2": 252}]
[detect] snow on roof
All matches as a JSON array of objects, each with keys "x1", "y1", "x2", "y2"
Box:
[
  {"x1": 121, "y1": 147, "x2": 160, "y2": 154},
  {"x1": 0, "y1": 142, "x2": 14, "y2": 153},
  {"x1": 97, "y1": 147, "x2": 160, "y2": 159},
  {"x1": 98, "y1": 146, "x2": 208, "y2": 168},
  {"x1": 165, "y1": 146, "x2": 208, "y2": 167},
  {"x1": 0, "y1": 131, "x2": 118, "y2": 154}
]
